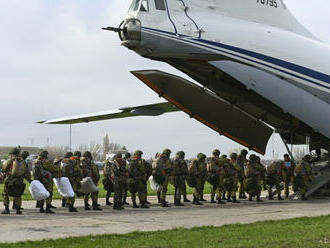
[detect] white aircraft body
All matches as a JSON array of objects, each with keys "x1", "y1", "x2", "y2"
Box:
[{"x1": 40, "y1": 0, "x2": 330, "y2": 155}]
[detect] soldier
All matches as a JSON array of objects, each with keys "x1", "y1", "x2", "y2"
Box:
[
  {"x1": 237, "y1": 149, "x2": 248, "y2": 199},
  {"x1": 61, "y1": 152, "x2": 82, "y2": 212},
  {"x1": 282, "y1": 154, "x2": 295, "y2": 198},
  {"x1": 172, "y1": 151, "x2": 188, "y2": 206},
  {"x1": 152, "y1": 149, "x2": 173, "y2": 207},
  {"x1": 293, "y1": 155, "x2": 313, "y2": 200},
  {"x1": 103, "y1": 158, "x2": 114, "y2": 206},
  {"x1": 127, "y1": 150, "x2": 149, "y2": 208},
  {"x1": 123, "y1": 152, "x2": 131, "y2": 205},
  {"x1": 110, "y1": 153, "x2": 128, "y2": 210},
  {"x1": 81, "y1": 151, "x2": 102, "y2": 211},
  {"x1": 256, "y1": 156, "x2": 267, "y2": 196},
  {"x1": 225, "y1": 153, "x2": 241, "y2": 203},
  {"x1": 189, "y1": 153, "x2": 207, "y2": 205},
  {"x1": 266, "y1": 160, "x2": 284, "y2": 200},
  {"x1": 2, "y1": 148, "x2": 31, "y2": 215},
  {"x1": 207, "y1": 149, "x2": 224, "y2": 204},
  {"x1": 245, "y1": 154, "x2": 263, "y2": 202},
  {"x1": 33, "y1": 150, "x2": 59, "y2": 214},
  {"x1": 144, "y1": 159, "x2": 153, "y2": 205}
]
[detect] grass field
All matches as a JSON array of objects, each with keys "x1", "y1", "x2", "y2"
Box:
[
  {"x1": 0, "y1": 175, "x2": 212, "y2": 201},
  {"x1": 2, "y1": 215, "x2": 330, "y2": 247}
]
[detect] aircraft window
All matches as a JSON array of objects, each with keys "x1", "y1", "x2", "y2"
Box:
[
  {"x1": 129, "y1": 0, "x2": 140, "y2": 12},
  {"x1": 140, "y1": 0, "x2": 149, "y2": 11},
  {"x1": 154, "y1": 0, "x2": 166, "y2": 10}
]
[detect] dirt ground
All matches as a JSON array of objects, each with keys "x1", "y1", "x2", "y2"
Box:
[{"x1": 1, "y1": 194, "x2": 330, "y2": 243}]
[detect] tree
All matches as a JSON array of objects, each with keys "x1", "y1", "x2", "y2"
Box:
[{"x1": 103, "y1": 134, "x2": 110, "y2": 157}]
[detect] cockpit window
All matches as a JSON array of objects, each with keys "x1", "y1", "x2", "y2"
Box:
[
  {"x1": 129, "y1": 0, "x2": 140, "y2": 12},
  {"x1": 140, "y1": 0, "x2": 149, "y2": 12},
  {"x1": 154, "y1": 0, "x2": 166, "y2": 10}
]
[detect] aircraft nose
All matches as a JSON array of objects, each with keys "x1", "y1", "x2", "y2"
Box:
[{"x1": 119, "y1": 18, "x2": 141, "y2": 49}]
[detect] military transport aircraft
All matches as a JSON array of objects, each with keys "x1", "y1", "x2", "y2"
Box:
[{"x1": 39, "y1": 0, "x2": 330, "y2": 156}]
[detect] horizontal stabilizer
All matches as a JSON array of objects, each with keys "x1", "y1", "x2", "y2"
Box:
[
  {"x1": 131, "y1": 70, "x2": 273, "y2": 154},
  {"x1": 38, "y1": 102, "x2": 178, "y2": 124}
]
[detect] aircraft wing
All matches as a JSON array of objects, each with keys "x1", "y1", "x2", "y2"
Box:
[
  {"x1": 131, "y1": 70, "x2": 274, "y2": 154},
  {"x1": 38, "y1": 102, "x2": 179, "y2": 124}
]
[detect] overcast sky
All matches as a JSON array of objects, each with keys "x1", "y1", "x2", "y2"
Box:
[{"x1": 0, "y1": 0, "x2": 329, "y2": 159}]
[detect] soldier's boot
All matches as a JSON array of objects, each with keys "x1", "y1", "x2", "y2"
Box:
[
  {"x1": 238, "y1": 193, "x2": 244, "y2": 199},
  {"x1": 13, "y1": 203, "x2": 23, "y2": 210},
  {"x1": 123, "y1": 193, "x2": 129, "y2": 205},
  {"x1": 140, "y1": 200, "x2": 150, "y2": 208},
  {"x1": 113, "y1": 202, "x2": 124, "y2": 210},
  {"x1": 222, "y1": 192, "x2": 227, "y2": 201},
  {"x1": 39, "y1": 206, "x2": 45, "y2": 213},
  {"x1": 2, "y1": 206, "x2": 10, "y2": 215},
  {"x1": 69, "y1": 204, "x2": 78, "y2": 212},
  {"x1": 16, "y1": 209, "x2": 23, "y2": 215},
  {"x1": 45, "y1": 204, "x2": 55, "y2": 214},
  {"x1": 49, "y1": 204, "x2": 57, "y2": 209},
  {"x1": 248, "y1": 195, "x2": 253, "y2": 201},
  {"x1": 174, "y1": 197, "x2": 184, "y2": 206},
  {"x1": 36, "y1": 201, "x2": 41, "y2": 208},
  {"x1": 183, "y1": 195, "x2": 190, "y2": 202},
  {"x1": 157, "y1": 192, "x2": 161, "y2": 203},
  {"x1": 105, "y1": 196, "x2": 112, "y2": 206},
  {"x1": 92, "y1": 203, "x2": 102, "y2": 211},
  {"x1": 210, "y1": 196, "x2": 216, "y2": 204},
  {"x1": 84, "y1": 200, "x2": 91, "y2": 211},
  {"x1": 200, "y1": 194, "x2": 207, "y2": 202},
  {"x1": 161, "y1": 200, "x2": 170, "y2": 207},
  {"x1": 232, "y1": 197, "x2": 240, "y2": 203},
  {"x1": 227, "y1": 196, "x2": 232, "y2": 203},
  {"x1": 242, "y1": 193, "x2": 248, "y2": 199},
  {"x1": 217, "y1": 199, "x2": 226, "y2": 204},
  {"x1": 132, "y1": 199, "x2": 139, "y2": 209},
  {"x1": 256, "y1": 196, "x2": 263, "y2": 202},
  {"x1": 278, "y1": 194, "x2": 284, "y2": 201},
  {"x1": 61, "y1": 199, "x2": 66, "y2": 208}
]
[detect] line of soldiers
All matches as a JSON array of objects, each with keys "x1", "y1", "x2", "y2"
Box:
[{"x1": 0, "y1": 147, "x2": 314, "y2": 214}]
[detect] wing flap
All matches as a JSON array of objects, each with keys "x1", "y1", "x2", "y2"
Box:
[{"x1": 131, "y1": 70, "x2": 273, "y2": 154}]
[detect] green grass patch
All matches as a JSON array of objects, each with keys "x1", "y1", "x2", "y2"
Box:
[
  {"x1": 0, "y1": 176, "x2": 212, "y2": 201},
  {"x1": 3, "y1": 215, "x2": 330, "y2": 247}
]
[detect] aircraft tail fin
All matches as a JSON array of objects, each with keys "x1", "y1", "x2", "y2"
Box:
[{"x1": 211, "y1": 0, "x2": 317, "y2": 40}]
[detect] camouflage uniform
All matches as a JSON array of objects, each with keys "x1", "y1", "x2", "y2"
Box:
[
  {"x1": 2, "y1": 148, "x2": 31, "y2": 215},
  {"x1": 33, "y1": 150, "x2": 59, "y2": 213},
  {"x1": 127, "y1": 151, "x2": 149, "y2": 208},
  {"x1": 144, "y1": 160, "x2": 153, "y2": 204},
  {"x1": 225, "y1": 153, "x2": 241, "y2": 203},
  {"x1": 103, "y1": 159, "x2": 114, "y2": 206},
  {"x1": 172, "y1": 151, "x2": 188, "y2": 206},
  {"x1": 266, "y1": 161, "x2": 284, "y2": 200},
  {"x1": 293, "y1": 155, "x2": 313, "y2": 200},
  {"x1": 81, "y1": 152, "x2": 102, "y2": 211},
  {"x1": 207, "y1": 150, "x2": 225, "y2": 204},
  {"x1": 152, "y1": 149, "x2": 173, "y2": 207},
  {"x1": 189, "y1": 153, "x2": 207, "y2": 205},
  {"x1": 245, "y1": 155, "x2": 263, "y2": 202},
  {"x1": 61, "y1": 152, "x2": 82, "y2": 212},
  {"x1": 123, "y1": 152, "x2": 131, "y2": 205},
  {"x1": 110, "y1": 153, "x2": 128, "y2": 210},
  {"x1": 237, "y1": 150, "x2": 248, "y2": 199},
  {"x1": 282, "y1": 154, "x2": 295, "y2": 198}
]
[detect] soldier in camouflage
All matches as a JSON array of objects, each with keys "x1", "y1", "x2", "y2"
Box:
[
  {"x1": 266, "y1": 160, "x2": 284, "y2": 200},
  {"x1": 61, "y1": 152, "x2": 82, "y2": 212},
  {"x1": 256, "y1": 156, "x2": 267, "y2": 196},
  {"x1": 225, "y1": 153, "x2": 241, "y2": 203},
  {"x1": 81, "y1": 151, "x2": 102, "y2": 211},
  {"x1": 172, "y1": 151, "x2": 188, "y2": 206},
  {"x1": 127, "y1": 150, "x2": 149, "y2": 208},
  {"x1": 293, "y1": 155, "x2": 313, "y2": 200},
  {"x1": 110, "y1": 153, "x2": 128, "y2": 210},
  {"x1": 237, "y1": 149, "x2": 248, "y2": 199},
  {"x1": 189, "y1": 153, "x2": 207, "y2": 205},
  {"x1": 103, "y1": 158, "x2": 114, "y2": 206},
  {"x1": 33, "y1": 150, "x2": 59, "y2": 214},
  {"x1": 245, "y1": 154, "x2": 263, "y2": 202},
  {"x1": 144, "y1": 158, "x2": 153, "y2": 205},
  {"x1": 207, "y1": 149, "x2": 224, "y2": 204},
  {"x1": 123, "y1": 152, "x2": 131, "y2": 205},
  {"x1": 152, "y1": 149, "x2": 173, "y2": 207},
  {"x1": 282, "y1": 154, "x2": 295, "y2": 198},
  {"x1": 2, "y1": 148, "x2": 31, "y2": 215}
]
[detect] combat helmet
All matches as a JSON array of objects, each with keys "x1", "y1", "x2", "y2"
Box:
[
  {"x1": 197, "y1": 153, "x2": 206, "y2": 161},
  {"x1": 83, "y1": 151, "x2": 92, "y2": 158},
  {"x1": 162, "y1": 148, "x2": 172, "y2": 157},
  {"x1": 176, "y1": 151, "x2": 185, "y2": 159},
  {"x1": 39, "y1": 150, "x2": 48, "y2": 158},
  {"x1": 134, "y1": 150, "x2": 143, "y2": 157},
  {"x1": 241, "y1": 149, "x2": 248, "y2": 155},
  {"x1": 124, "y1": 152, "x2": 131, "y2": 159},
  {"x1": 303, "y1": 154, "x2": 311, "y2": 162},
  {"x1": 212, "y1": 149, "x2": 220, "y2": 156},
  {"x1": 64, "y1": 152, "x2": 73, "y2": 158},
  {"x1": 230, "y1": 153, "x2": 238, "y2": 159},
  {"x1": 9, "y1": 147, "x2": 20, "y2": 156},
  {"x1": 21, "y1": 151, "x2": 30, "y2": 160},
  {"x1": 114, "y1": 153, "x2": 123, "y2": 159},
  {"x1": 73, "y1": 151, "x2": 82, "y2": 157}
]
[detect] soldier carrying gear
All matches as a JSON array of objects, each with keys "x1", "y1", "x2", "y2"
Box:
[
  {"x1": 122, "y1": 152, "x2": 131, "y2": 205},
  {"x1": 103, "y1": 158, "x2": 114, "y2": 206},
  {"x1": 266, "y1": 161, "x2": 284, "y2": 200},
  {"x1": 282, "y1": 154, "x2": 295, "y2": 198},
  {"x1": 293, "y1": 155, "x2": 313, "y2": 200},
  {"x1": 127, "y1": 150, "x2": 149, "y2": 208},
  {"x1": 172, "y1": 151, "x2": 188, "y2": 206},
  {"x1": 189, "y1": 153, "x2": 207, "y2": 205},
  {"x1": 1, "y1": 148, "x2": 31, "y2": 215},
  {"x1": 245, "y1": 154, "x2": 263, "y2": 202},
  {"x1": 110, "y1": 153, "x2": 128, "y2": 210},
  {"x1": 256, "y1": 156, "x2": 267, "y2": 197},
  {"x1": 152, "y1": 149, "x2": 173, "y2": 207},
  {"x1": 237, "y1": 149, "x2": 248, "y2": 199},
  {"x1": 224, "y1": 153, "x2": 241, "y2": 203},
  {"x1": 81, "y1": 151, "x2": 102, "y2": 211},
  {"x1": 33, "y1": 150, "x2": 59, "y2": 214},
  {"x1": 207, "y1": 149, "x2": 225, "y2": 204},
  {"x1": 21, "y1": 151, "x2": 29, "y2": 160},
  {"x1": 60, "y1": 152, "x2": 82, "y2": 212}
]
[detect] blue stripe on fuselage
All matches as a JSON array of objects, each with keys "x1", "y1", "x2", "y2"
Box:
[{"x1": 141, "y1": 27, "x2": 330, "y2": 90}]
